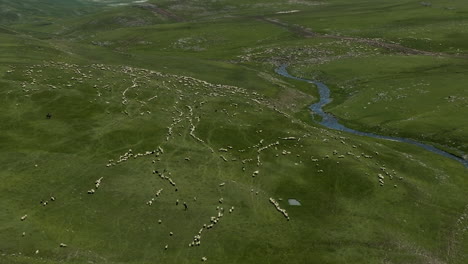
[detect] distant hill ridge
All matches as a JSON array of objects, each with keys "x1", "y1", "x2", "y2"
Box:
[{"x1": 0, "y1": 0, "x2": 141, "y2": 24}]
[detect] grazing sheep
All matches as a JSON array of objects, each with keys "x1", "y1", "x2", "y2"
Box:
[
  {"x1": 201, "y1": 256, "x2": 207, "y2": 261},
  {"x1": 169, "y1": 178, "x2": 176, "y2": 187},
  {"x1": 88, "y1": 189, "x2": 95, "y2": 194},
  {"x1": 59, "y1": 243, "x2": 67, "y2": 248},
  {"x1": 95, "y1": 177, "x2": 103, "y2": 189},
  {"x1": 156, "y1": 189, "x2": 163, "y2": 197},
  {"x1": 269, "y1": 198, "x2": 290, "y2": 220},
  {"x1": 20, "y1": 215, "x2": 28, "y2": 221}
]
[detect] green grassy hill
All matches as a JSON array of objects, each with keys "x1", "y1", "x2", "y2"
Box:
[{"x1": 0, "y1": 1, "x2": 467, "y2": 264}]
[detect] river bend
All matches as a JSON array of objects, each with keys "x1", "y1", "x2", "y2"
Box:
[{"x1": 275, "y1": 65, "x2": 468, "y2": 168}]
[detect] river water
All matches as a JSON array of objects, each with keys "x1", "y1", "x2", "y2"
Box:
[{"x1": 275, "y1": 65, "x2": 468, "y2": 168}]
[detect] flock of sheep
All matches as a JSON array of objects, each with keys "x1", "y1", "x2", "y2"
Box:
[
  {"x1": 106, "y1": 148, "x2": 159, "y2": 167},
  {"x1": 269, "y1": 198, "x2": 290, "y2": 221},
  {"x1": 13, "y1": 61, "x2": 406, "y2": 263},
  {"x1": 377, "y1": 166, "x2": 401, "y2": 187},
  {"x1": 188, "y1": 205, "x2": 235, "y2": 249}
]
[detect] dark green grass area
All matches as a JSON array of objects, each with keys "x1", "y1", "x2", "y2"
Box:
[{"x1": 0, "y1": 0, "x2": 467, "y2": 264}]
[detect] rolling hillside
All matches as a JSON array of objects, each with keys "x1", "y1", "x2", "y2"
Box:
[{"x1": 0, "y1": 1, "x2": 467, "y2": 264}]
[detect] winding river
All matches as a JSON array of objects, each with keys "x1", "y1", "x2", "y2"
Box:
[{"x1": 275, "y1": 65, "x2": 468, "y2": 168}]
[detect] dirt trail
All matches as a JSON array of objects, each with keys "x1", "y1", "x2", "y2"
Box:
[{"x1": 259, "y1": 17, "x2": 467, "y2": 58}]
